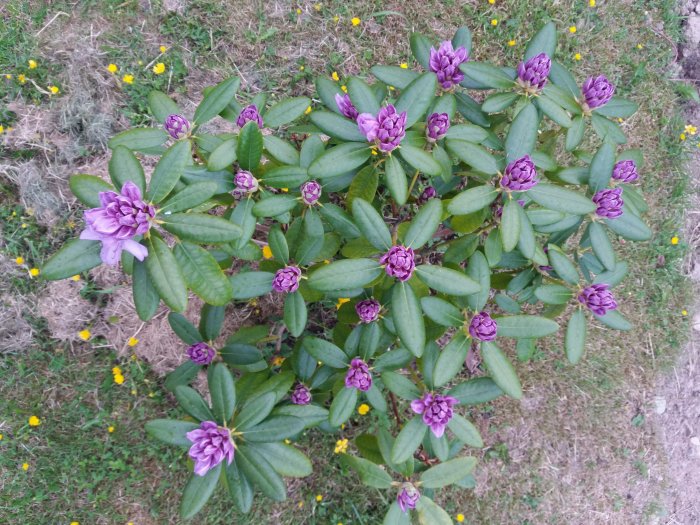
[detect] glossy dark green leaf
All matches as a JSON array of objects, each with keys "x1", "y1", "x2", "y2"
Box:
[
  {"x1": 303, "y1": 336, "x2": 349, "y2": 368},
  {"x1": 447, "y1": 185, "x2": 500, "y2": 215},
  {"x1": 41, "y1": 239, "x2": 102, "y2": 281},
  {"x1": 109, "y1": 146, "x2": 146, "y2": 194},
  {"x1": 481, "y1": 341, "x2": 522, "y2": 399},
  {"x1": 505, "y1": 102, "x2": 539, "y2": 162},
  {"x1": 496, "y1": 315, "x2": 559, "y2": 338},
  {"x1": 162, "y1": 213, "x2": 241, "y2": 243},
  {"x1": 500, "y1": 198, "x2": 521, "y2": 252},
  {"x1": 398, "y1": 144, "x2": 442, "y2": 176},
  {"x1": 308, "y1": 143, "x2": 371, "y2": 179},
  {"x1": 446, "y1": 140, "x2": 500, "y2": 174},
  {"x1": 384, "y1": 154, "x2": 408, "y2": 205},
  {"x1": 415, "y1": 265, "x2": 480, "y2": 296},
  {"x1": 144, "y1": 236, "x2": 187, "y2": 312},
  {"x1": 237, "y1": 121, "x2": 263, "y2": 171},
  {"x1": 434, "y1": 332, "x2": 469, "y2": 387},
  {"x1": 174, "y1": 242, "x2": 232, "y2": 305},
  {"x1": 524, "y1": 22, "x2": 557, "y2": 59},
  {"x1": 175, "y1": 385, "x2": 215, "y2": 422},
  {"x1": 108, "y1": 128, "x2": 169, "y2": 153},
  {"x1": 395, "y1": 73, "x2": 438, "y2": 128},
  {"x1": 404, "y1": 199, "x2": 442, "y2": 250},
  {"x1": 309, "y1": 110, "x2": 366, "y2": 142},
  {"x1": 420, "y1": 456, "x2": 477, "y2": 488},
  {"x1": 392, "y1": 281, "x2": 425, "y2": 357},
  {"x1": 341, "y1": 454, "x2": 393, "y2": 489},
  {"x1": 391, "y1": 416, "x2": 427, "y2": 463},
  {"x1": 566, "y1": 308, "x2": 587, "y2": 364},
  {"x1": 207, "y1": 138, "x2": 237, "y2": 171},
  {"x1": 147, "y1": 140, "x2": 191, "y2": 203},
  {"x1": 370, "y1": 65, "x2": 420, "y2": 90},
  {"x1": 194, "y1": 76, "x2": 240, "y2": 124},
  {"x1": 133, "y1": 259, "x2": 160, "y2": 321},
  {"x1": 308, "y1": 258, "x2": 383, "y2": 292},
  {"x1": 264, "y1": 96, "x2": 310, "y2": 127},
  {"x1": 209, "y1": 363, "x2": 236, "y2": 424},
  {"x1": 329, "y1": 387, "x2": 359, "y2": 427},
  {"x1": 230, "y1": 271, "x2": 274, "y2": 300},
  {"x1": 180, "y1": 464, "x2": 222, "y2": 519},
  {"x1": 352, "y1": 198, "x2": 392, "y2": 250},
  {"x1": 284, "y1": 291, "x2": 307, "y2": 337},
  {"x1": 236, "y1": 445, "x2": 286, "y2": 501},
  {"x1": 69, "y1": 174, "x2": 114, "y2": 208},
  {"x1": 527, "y1": 183, "x2": 596, "y2": 215},
  {"x1": 145, "y1": 419, "x2": 198, "y2": 447}
]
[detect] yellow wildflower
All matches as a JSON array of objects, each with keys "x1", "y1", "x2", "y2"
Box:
[
  {"x1": 682, "y1": 309, "x2": 688, "y2": 316},
  {"x1": 299, "y1": 65, "x2": 305, "y2": 71},
  {"x1": 637, "y1": 44, "x2": 643, "y2": 50},
  {"x1": 334, "y1": 438, "x2": 349, "y2": 454},
  {"x1": 335, "y1": 297, "x2": 350, "y2": 309},
  {"x1": 508, "y1": 40, "x2": 516, "y2": 46},
  {"x1": 0, "y1": 434, "x2": 3, "y2": 440},
  {"x1": 316, "y1": 494, "x2": 323, "y2": 502},
  {"x1": 331, "y1": 71, "x2": 340, "y2": 81},
  {"x1": 333, "y1": 15, "x2": 339, "y2": 23},
  {"x1": 71, "y1": 274, "x2": 80, "y2": 281},
  {"x1": 0, "y1": 125, "x2": 4, "y2": 134},
  {"x1": 48, "y1": 85, "x2": 60, "y2": 95},
  {"x1": 305, "y1": 105, "x2": 312, "y2": 115},
  {"x1": 153, "y1": 63, "x2": 166, "y2": 75},
  {"x1": 5, "y1": 74, "x2": 11, "y2": 79},
  {"x1": 112, "y1": 366, "x2": 122, "y2": 375},
  {"x1": 351, "y1": 17, "x2": 361, "y2": 26},
  {"x1": 671, "y1": 236, "x2": 679, "y2": 245},
  {"x1": 114, "y1": 374, "x2": 125, "y2": 385},
  {"x1": 569, "y1": 26, "x2": 577, "y2": 34},
  {"x1": 122, "y1": 74, "x2": 134, "y2": 84},
  {"x1": 340, "y1": 85, "x2": 347, "y2": 93},
  {"x1": 457, "y1": 514, "x2": 465, "y2": 523},
  {"x1": 28, "y1": 416, "x2": 41, "y2": 427},
  {"x1": 262, "y1": 245, "x2": 273, "y2": 259},
  {"x1": 28, "y1": 59, "x2": 37, "y2": 69},
  {"x1": 680, "y1": 133, "x2": 686, "y2": 141},
  {"x1": 160, "y1": 45, "x2": 167, "y2": 53},
  {"x1": 296, "y1": 8, "x2": 302, "y2": 15},
  {"x1": 488, "y1": 0, "x2": 495, "y2": 3},
  {"x1": 298, "y1": 501, "x2": 304, "y2": 508},
  {"x1": 29, "y1": 268, "x2": 40, "y2": 277},
  {"x1": 357, "y1": 403, "x2": 370, "y2": 415},
  {"x1": 589, "y1": 0, "x2": 596, "y2": 6},
  {"x1": 684, "y1": 124, "x2": 697, "y2": 135},
  {"x1": 22, "y1": 463, "x2": 29, "y2": 471},
  {"x1": 71, "y1": 522, "x2": 79, "y2": 525},
  {"x1": 78, "y1": 329, "x2": 91, "y2": 341},
  {"x1": 314, "y1": 4, "x2": 322, "y2": 11},
  {"x1": 127, "y1": 337, "x2": 139, "y2": 347},
  {"x1": 15, "y1": 257, "x2": 24, "y2": 265},
  {"x1": 574, "y1": 53, "x2": 582, "y2": 61},
  {"x1": 18, "y1": 74, "x2": 26, "y2": 84},
  {"x1": 108, "y1": 426, "x2": 115, "y2": 433},
  {"x1": 107, "y1": 63, "x2": 118, "y2": 73},
  {"x1": 400, "y1": 62, "x2": 408, "y2": 69},
  {"x1": 281, "y1": 187, "x2": 289, "y2": 192},
  {"x1": 21, "y1": 223, "x2": 28, "y2": 229},
  {"x1": 271, "y1": 356, "x2": 285, "y2": 367},
  {"x1": 491, "y1": 18, "x2": 498, "y2": 26}
]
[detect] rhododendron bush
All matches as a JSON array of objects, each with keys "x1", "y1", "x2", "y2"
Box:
[{"x1": 43, "y1": 23, "x2": 650, "y2": 522}]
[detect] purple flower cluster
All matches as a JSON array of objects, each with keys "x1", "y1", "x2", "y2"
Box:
[
  {"x1": 233, "y1": 170, "x2": 259, "y2": 196},
  {"x1": 397, "y1": 483, "x2": 420, "y2": 513},
  {"x1": 300, "y1": 180, "x2": 322, "y2": 205},
  {"x1": 612, "y1": 160, "x2": 639, "y2": 183},
  {"x1": 517, "y1": 53, "x2": 551, "y2": 90},
  {"x1": 187, "y1": 342, "x2": 216, "y2": 365},
  {"x1": 345, "y1": 358, "x2": 372, "y2": 392},
  {"x1": 426, "y1": 112, "x2": 450, "y2": 141},
  {"x1": 356, "y1": 298, "x2": 381, "y2": 323},
  {"x1": 357, "y1": 105, "x2": 407, "y2": 152},
  {"x1": 418, "y1": 186, "x2": 437, "y2": 204},
  {"x1": 186, "y1": 421, "x2": 235, "y2": 476},
  {"x1": 429, "y1": 40, "x2": 469, "y2": 90},
  {"x1": 80, "y1": 181, "x2": 154, "y2": 265},
  {"x1": 581, "y1": 76, "x2": 615, "y2": 110},
  {"x1": 272, "y1": 266, "x2": 302, "y2": 293},
  {"x1": 164, "y1": 114, "x2": 191, "y2": 140},
  {"x1": 500, "y1": 155, "x2": 539, "y2": 191},
  {"x1": 379, "y1": 245, "x2": 415, "y2": 281},
  {"x1": 411, "y1": 392, "x2": 458, "y2": 438},
  {"x1": 236, "y1": 104, "x2": 263, "y2": 128},
  {"x1": 335, "y1": 93, "x2": 359, "y2": 120},
  {"x1": 578, "y1": 283, "x2": 618, "y2": 316},
  {"x1": 469, "y1": 312, "x2": 498, "y2": 341},
  {"x1": 592, "y1": 188, "x2": 624, "y2": 219},
  {"x1": 290, "y1": 383, "x2": 311, "y2": 405}
]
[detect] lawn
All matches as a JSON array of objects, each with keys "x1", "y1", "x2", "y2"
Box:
[{"x1": 0, "y1": 0, "x2": 696, "y2": 524}]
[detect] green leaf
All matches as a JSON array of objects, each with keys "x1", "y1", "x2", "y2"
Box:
[
  {"x1": 175, "y1": 385, "x2": 215, "y2": 422},
  {"x1": 149, "y1": 90, "x2": 181, "y2": 122},
  {"x1": 309, "y1": 111, "x2": 366, "y2": 142},
  {"x1": 160, "y1": 181, "x2": 218, "y2": 214},
  {"x1": 144, "y1": 236, "x2": 188, "y2": 312},
  {"x1": 409, "y1": 32, "x2": 432, "y2": 69},
  {"x1": 252, "y1": 194, "x2": 298, "y2": 218},
  {"x1": 466, "y1": 251, "x2": 490, "y2": 311},
  {"x1": 547, "y1": 244, "x2": 579, "y2": 284},
  {"x1": 209, "y1": 363, "x2": 236, "y2": 424},
  {"x1": 168, "y1": 312, "x2": 202, "y2": 344},
  {"x1": 267, "y1": 224, "x2": 289, "y2": 262},
  {"x1": 391, "y1": 416, "x2": 427, "y2": 463},
  {"x1": 147, "y1": 140, "x2": 191, "y2": 203},
  {"x1": 329, "y1": 387, "x2": 359, "y2": 427},
  {"x1": 371, "y1": 65, "x2": 419, "y2": 89},
  {"x1": 421, "y1": 296, "x2": 463, "y2": 327},
  {"x1": 536, "y1": 94, "x2": 573, "y2": 128},
  {"x1": 207, "y1": 139, "x2": 237, "y2": 171},
  {"x1": 348, "y1": 77, "x2": 380, "y2": 115},
  {"x1": 352, "y1": 198, "x2": 392, "y2": 250},
  {"x1": 591, "y1": 113, "x2": 627, "y2": 144},
  {"x1": 133, "y1": 259, "x2": 160, "y2": 321},
  {"x1": 566, "y1": 308, "x2": 587, "y2": 364},
  {"x1": 594, "y1": 310, "x2": 632, "y2": 330},
  {"x1": 448, "y1": 377, "x2": 503, "y2": 405},
  {"x1": 230, "y1": 271, "x2": 274, "y2": 300},
  {"x1": 108, "y1": 128, "x2": 169, "y2": 153},
  {"x1": 180, "y1": 464, "x2": 222, "y2": 519},
  {"x1": 347, "y1": 165, "x2": 379, "y2": 208},
  {"x1": 145, "y1": 419, "x2": 199, "y2": 447},
  {"x1": 446, "y1": 124, "x2": 490, "y2": 143},
  {"x1": 225, "y1": 460, "x2": 253, "y2": 513},
  {"x1": 481, "y1": 341, "x2": 522, "y2": 399},
  {"x1": 236, "y1": 121, "x2": 263, "y2": 171},
  {"x1": 485, "y1": 228, "x2": 503, "y2": 266},
  {"x1": 236, "y1": 392, "x2": 276, "y2": 429},
  {"x1": 308, "y1": 258, "x2": 383, "y2": 292},
  {"x1": 415, "y1": 265, "x2": 481, "y2": 295},
  {"x1": 315, "y1": 76, "x2": 342, "y2": 113},
  {"x1": 566, "y1": 116, "x2": 585, "y2": 151},
  {"x1": 236, "y1": 445, "x2": 286, "y2": 501},
  {"x1": 341, "y1": 454, "x2": 393, "y2": 489},
  {"x1": 384, "y1": 154, "x2": 408, "y2": 205},
  {"x1": 174, "y1": 242, "x2": 232, "y2": 305},
  {"x1": 395, "y1": 73, "x2": 438, "y2": 128},
  {"x1": 534, "y1": 284, "x2": 574, "y2": 304},
  {"x1": 604, "y1": 210, "x2": 652, "y2": 241},
  {"x1": 284, "y1": 291, "x2": 307, "y2": 337},
  {"x1": 500, "y1": 199, "x2": 521, "y2": 252},
  {"x1": 263, "y1": 135, "x2": 300, "y2": 166},
  {"x1": 42, "y1": 239, "x2": 102, "y2": 280},
  {"x1": 434, "y1": 332, "x2": 469, "y2": 387},
  {"x1": 404, "y1": 198, "x2": 442, "y2": 249},
  {"x1": 243, "y1": 415, "x2": 305, "y2": 443},
  {"x1": 420, "y1": 456, "x2": 477, "y2": 488},
  {"x1": 588, "y1": 142, "x2": 616, "y2": 193},
  {"x1": 447, "y1": 414, "x2": 483, "y2": 447},
  {"x1": 308, "y1": 142, "x2": 371, "y2": 179},
  {"x1": 447, "y1": 185, "x2": 499, "y2": 215},
  {"x1": 69, "y1": 175, "x2": 114, "y2": 208},
  {"x1": 589, "y1": 222, "x2": 616, "y2": 270},
  {"x1": 254, "y1": 442, "x2": 312, "y2": 477},
  {"x1": 303, "y1": 336, "x2": 349, "y2": 368},
  {"x1": 161, "y1": 213, "x2": 241, "y2": 243},
  {"x1": 482, "y1": 92, "x2": 519, "y2": 113},
  {"x1": 505, "y1": 102, "x2": 540, "y2": 162},
  {"x1": 461, "y1": 62, "x2": 515, "y2": 89},
  {"x1": 593, "y1": 96, "x2": 639, "y2": 118},
  {"x1": 382, "y1": 371, "x2": 421, "y2": 400},
  {"x1": 194, "y1": 76, "x2": 240, "y2": 124},
  {"x1": 261, "y1": 165, "x2": 308, "y2": 189},
  {"x1": 496, "y1": 315, "x2": 559, "y2": 338},
  {"x1": 527, "y1": 183, "x2": 596, "y2": 215},
  {"x1": 392, "y1": 281, "x2": 426, "y2": 357},
  {"x1": 109, "y1": 146, "x2": 146, "y2": 194},
  {"x1": 416, "y1": 496, "x2": 453, "y2": 525},
  {"x1": 398, "y1": 144, "x2": 442, "y2": 176},
  {"x1": 525, "y1": 22, "x2": 557, "y2": 59},
  {"x1": 263, "y1": 96, "x2": 310, "y2": 127},
  {"x1": 220, "y1": 343, "x2": 263, "y2": 366},
  {"x1": 446, "y1": 140, "x2": 500, "y2": 174}
]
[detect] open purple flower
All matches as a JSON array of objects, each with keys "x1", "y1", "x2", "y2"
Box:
[
  {"x1": 592, "y1": 188, "x2": 624, "y2": 219},
  {"x1": 397, "y1": 483, "x2": 420, "y2": 513},
  {"x1": 186, "y1": 421, "x2": 235, "y2": 476},
  {"x1": 500, "y1": 155, "x2": 539, "y2": 191},
  {"x1": 411, "y1": 392, "x2": 458, "y2": 438},
  {"x1": 164, "y1": 114, "x2": 191, "y2": 140},
  {"x1": 469, "y1": 312, "x2": 498, "y2": 341},
  {"x1": 345, "y1": 358, "x2": 372, "y2": 391},
  {"x1": 236, "y1": 104, "x2": 263, "y2": 128},
  {"x1": 80, "y1": 181, "x2": 153, "y2": 265},
  {"x1": 612, "y1": 160, "x2": 639, "y2": 183},
  {"x1": 356, "y1": 298, "x2": 381, "y2": 323},
  {"x1": 578, "y1": 283, "x2": 618, "y2": 316},
  {"x1": 380, "y1": 245, "x2": 415, "y2": 281},
  {"x1": 335, "y1": 93, "x2": 359, "y2": 120},
  {"x1": 291, "y1": 383, "x2": 311, "y2": 405},
  {"x1": 357, "y1": 104, "x2": 407, "y2": 152},
  {"x1": 517, "y1": 52, "x2": 551, "y2": 90},
  {"x1": 581, "y1": 75, "x2": 615, "y2": 110},
  {"x1": 300, "y1": 180, "x2": 322, "y2": 205},
  {"x1": 426, "y1": 112, "x2": 450, "y2": 141},
  {"x1": 187, "y1": 342, "x2": 216, "y2": 365},
  {"x1": 429, "y1": 40, "x2": 469, "y2": 90},
  {"x1": 272, "y1": 266, "x2": 302, "y2": 293},
  {"x1": 234, "y1": 170, "x2": 259, "y2": 195}
]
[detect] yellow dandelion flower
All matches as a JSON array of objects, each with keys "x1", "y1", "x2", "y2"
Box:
[
  {"x1": 316, "y1": 494, "x2": 323, "y2": 502},
  {"x1": 340, "y1": 423, "x2": 345, "y2": 430},
  {"x1": 284, "y1": 438, "x2": 291, "y2": 444},
  {"x1": 351, "y1": 17, "x2": 361, "y2": 26},
  {"x1": 333, "y1": 15, "x2": 339, "y2": 23},
  {"x1": 400, "y1": 62, "x2": 408, "y2": 69},
  {"x1": 107, "y1": 63, "x2": 118, "y2": 73},
  {"x1": 508, "y1": 39, "x2": 516, "y2": 46},
  {"x1": 671, "y1": 236, "x2": 679, "y2": 245},
  {"x1": 314, "y1": 4, "x2": 322, "y2": 11},
  {"x1": 298, "y1": 501, "x2": 304, "y2": 508},
  {"x1": 569, "y1": 26, "x2": 577, "y2": 34},
  {"x1": 71, "y1": 274, "x2": 80, "y2": 281},
  {"x1": 0, "y1": 434, "x2": 3, "y2": 440},
  {"x1": 71, "y1": 522, "x2": 79, "y2": 525},
  {"x1": 457, "y1": 514, "x2": 465, "y2": 523},
  {"x1": 108, "y1": 426, "x2": 115, "y2": 433},
  {"x1": 78, "y1": 329, "x2": 91, "y2": 341},
  {"x1": 682, "y1": 309, "x2": 688, "y2": 316},
  {"x1": 114, "y1": 374, "x2": 125, "y2": 385},
  {"x1": 138, "y1": 60, "x2": 144, "y2": 66},
  {"x1": 21, "y1": 223, "x2": 28, "y2": 229},
  {"x1": 331, "y1": 71, "x2": 340, "y2": 81},
  {"x1": 5, "y1": 74, "x2": 11, "y2": 79},
  {"x1": 680, "y1": 133, "x2": 686, "y2": 141},
  {"x1": 112, "y1": 366, "x2": 122, "y2": 375},
  {"x1": 488, "y1": 0, "x2": 495, "y2": 3},
  {"x1": 28, "y1": 59, "x2": 37, "y2": 69},
  {"x1": 388, "y1": 85, "x2": 395, "y2": 90},
  {"x1": 491, "y1": 18, "x2": 498, "y2": 26},
  {"x1": 305, "y1": 105, "x2": 312, "y2": 115},
  {"x1": 18, "y1": 74, "x2": 26, "y2": 84},
  {"x1": 153, "y1": 63, "x2": 166, "y2": 75},
  {"x1": 15, "y1": 256, "x2": 24, "y2": 265},
  {"x1": 262, "y1": 245, "x2": 273, "y2": 259},
  {"x1": 0, "y1": 125, "x2": 4, "y2": 134},
  {"x1": 617, "y1": 117, "x2": 624, "y2": 123},
  {"x1": 48, "y1": 85, "x2": 60, "y2": 95},
  {"x1": 574, "y1": 53, "x2": 582, "y2": 61},
  {"x1": 371, "y1": 148, "x2": 378, "y2": 155},
  {"x1": 357, "y1": 403, "x2": 370, "y2": 415},
  {"x1": 299, "y1": 65, "x2": 305, "y2": 71},
  {"x1": 122, "y1": 74, "x2": 134, "y2": 84},
  {"x1": 336, "y1": 297, "x2": 350, "y2": 309},
  {"x1": 29, "y1": 268, "x2": 40, "y2": 277},
  {"x1": 127, "y1": 337, "x2": 139, "y2": 347},
  {"x1": 28, "y1": 416, "x2": 41, "y2": 427},
  {"x1": 684, "y1": 124, "x2": 697, "y2": 135},
  {"x1": 131, "y1": 389, "x2": 137, "y2": 395},
  {"x1": 589, "y1": 0, "x2": 596, "y2": 6},
  {"x1": 334, "y1": 438, "x2": 349, "y2": 454},
  {"x1": 160, "y1": 45, "x2": 167, "y2": 53},
  {"x1": 296, "y1": 8, "x2": 302, "y2": 15},
  {"x1": 148, "y1": 392, "x2": 155, "y2": 398},
  {"x1": 22, "y1": 462, "x2": 29, "y2": 471},
  {"x1": 637, "y1": 44, "x2": 643, "y2": 50},
  {"x1": 340, "y1": 85, "x2": 347, "y2": 93}
]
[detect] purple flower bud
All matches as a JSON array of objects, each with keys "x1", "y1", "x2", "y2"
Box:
[
  {"x1": 517, "y1": 53, "x2": 551, "y2": 90},
  {"x1": 357, "y1": 104, "x2": 407, "y2": 152},
  {"x1": 429, "y1": 40, "x2": 469, "y2": 90},
  {"x1": 592, "y1": 188, "x2": 624, "y2": 219},
  {"x1": 500, "y1": 155, "x2": 539, "y2": 191},
  {"x1": 581, "y1": 75, "x2": 615, "y2": 110},
  {"x1": 345, "y1": 358, "x2": 372, "y2": 392},
  {"x1": 397, "y1": 483, "x2": 420, "y2": 513},
  {"x1": 300, "y1": 180, "x2": 322, "y2": 205},
  {"x1": 426, "y1": 112, "x2": 450, "y2": 141},
  {"x1": 186, "y1": 421, "x2": 235, "y2": 476},
  {"x1": 335, "y1": 93, "x2": 359, "y2": 120},
  {"x1": 410, "y1": 392, "x2": 458, "y2": 438},
  {"x1": 356, "y1": 298, "x2": 381, "y2": 323},
  {"x1": 612, "y1": 160, "x2": 639, "y2": 183},
  {"x1": 234, "y1": 170, "x2": 259, "y2": 195},
  {"x1": 187, "y1": 342, "x2": 216, "y2": 365},
  {"x1": 469, "y1": 311, "x2": 498, "y2": 341},
  {"x1": 290, "y1": 383, "x2": 312, "y2": 405},
  {"x1": 164, "y1": 114, "x2": 191, "y2": 140},
  {"x1": 272, "y1": 266, "x2": 302, "y2": 293},
  {"x1": 418, "y1": 186, "x2": 437, "y2": 204},
  {"x1": 80, "y1": 181, "x2": 154, "y2": 265},
  {"x1": 578, "y1": 283, "x2": 618, "y2": 316},
  {"x1": 379, "y1": 245, "x2": 415, "y2": 281},
  {"x1": 236, "y1": 104, "x2": 263, "y2": 128}
]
